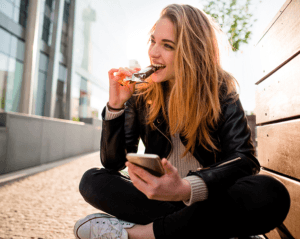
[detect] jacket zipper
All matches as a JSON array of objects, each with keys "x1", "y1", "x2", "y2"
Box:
[
  {"x1": 197, "y1": 157, "x2": 241, "y2": 171},
  {"x1": 153, "y1": 121, "x2": 173, "y2": 160},
  {"x1": 216, "y1": 157, "x2": 241, "y2": 167}
]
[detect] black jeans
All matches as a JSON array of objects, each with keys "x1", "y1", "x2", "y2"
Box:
[{"x1": 79, "y1": 168, "x2": 290, "y2": 239}]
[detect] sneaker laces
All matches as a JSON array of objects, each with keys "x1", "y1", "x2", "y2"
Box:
[{"x1": 90, "y1": 218, "x2": 128, "y2": 239}]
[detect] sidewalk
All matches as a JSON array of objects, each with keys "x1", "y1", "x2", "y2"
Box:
[{"x1": 0, "y1": 151, "x2": 105, "y2": 239}]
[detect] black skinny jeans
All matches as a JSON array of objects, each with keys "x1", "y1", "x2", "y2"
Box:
[{"x1": 79, "y1": 167, "x2": 290, "y2": 239}]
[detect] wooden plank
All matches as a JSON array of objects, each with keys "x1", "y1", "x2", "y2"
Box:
[
  {"x1": 264, "y1": 229, "x2": 281, "y2": 239},
  {"x1": 259, "y1": 169, "x2": 300, "y2": 239},
  {"x1": 257, "y1": 119, "x2": 300, "y2": 180},
  {"x1": 256, "y1": 0, "x2": 291, "y2": 46},
  {"x1": 256, "y1": 0, "x2": 300, "y2": 80},
  {"x1": 255, "y1": 53, "x2": 300, "y2": 124}
]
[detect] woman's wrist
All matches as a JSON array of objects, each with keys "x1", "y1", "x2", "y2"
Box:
[
  {"x1": 180, "y1": 179, "x2": 191, "y2": 201},
  {"x1": 107, "y1": 102, "x2": 125, "y2": 111}
]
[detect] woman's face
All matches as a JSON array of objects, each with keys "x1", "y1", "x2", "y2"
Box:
[{"x1": 148, "y1": 17, "x2": 176, "y2": 83}]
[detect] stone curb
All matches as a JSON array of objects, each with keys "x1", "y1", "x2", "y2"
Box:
[{"x1": 0, "y1": 151, "x2": 100, "y2": 187}]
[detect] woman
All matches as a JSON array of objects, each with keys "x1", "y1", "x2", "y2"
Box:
[{"x1": 75, "y1": 4, "x2": 290, "y2": 239}]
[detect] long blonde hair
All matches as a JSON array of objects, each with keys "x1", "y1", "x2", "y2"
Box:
[{"x1": 135, "y1": 4, "x2": 238, "y2": 158}]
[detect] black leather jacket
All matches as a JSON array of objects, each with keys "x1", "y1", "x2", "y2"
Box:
[{"x1": 100, "y1": 93, "x2": 260, "y2": 199}]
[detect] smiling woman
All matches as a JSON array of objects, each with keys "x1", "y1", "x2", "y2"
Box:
[
  {"x1": 147, "y1": 19, "x2": 176, "y2": 84},
  {"x1": 75, "y1": 4, "x2": 290, "y2": 239}
]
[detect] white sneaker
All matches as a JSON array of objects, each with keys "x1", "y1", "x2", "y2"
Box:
[{"x1": 74, "y1": 213, "x2": 135, "y2": 239}]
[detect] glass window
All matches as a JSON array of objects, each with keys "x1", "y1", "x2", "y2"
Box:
[
  {"x1": 16, "y1": 39, "x2": 25, "y2": 61},
  {"x1": 45, "y1": 0, "x2": 53, "y2": 10},
  {"x1": 63, "y1": 0, "x2": 70, "y2": 23},
  {"x1": 58, "y1": 64, "x2": 67, "y2": 81},
  {"x1": 14, "y1": 0, "x2": 21, "y2": 7},
  {"x1": 34, "y1": 72, "x2": 47, "y2": 116},
  {"x1": 0, "y1": 0, "x2": 14, "y2": 19},
  {"x1": 10, "y1": 36, "x2": 24, "y2": 61},
  {"x1": 20, "y1": 0, "x2": 28, "y2": 12},
  {"x1": 42, "y1": 16, "x2": 51, "y2": 44},
  {"x1": 9, "y1": 35, "x2": 18, "y2": 58},
  {"x1": 71, "y1": 73, "x2": 80, "y2": 120},
  {"x1": 32, "y1": 52, "x2": 49, "y2": 116},
  {"x1": 13, "y1": 6, "x2": 20, "y2": 23},
  {"x1": 54, "y1": 79, "x2": 65, "y2": 119},
  {"x1": 5, "y1": 58, "x2": 23, "y2": 112},
  {"x1": 0, "y1": 53, "x2": 9, "y2": 110},
  {"x1": 19, "y1": 10, "x2": 27, "y2": 27},
  {"x1": 0, "y1": 28, "x2": 11, "y2": 55},
  {"x1": 79, "y1": 77, "x2": 88, "y2": 118},
  {"x1": 17, "y1": 0, "x2": 28, "y2": 27},
  {"x1": 60, "y1": 44, "x2": 65, "y2": 55},
  {"x1": 39, "y1": 53, "x2": 49, "y2": 72},
  {"x1": 90, "y1": 83, "x2": 108, "y2": 119}
]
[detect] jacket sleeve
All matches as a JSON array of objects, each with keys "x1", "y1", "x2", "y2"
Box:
[
  {"x1": 187, "y1": 97, "x2": 260, "y2": 199},
  {"x1": 100, "y1": 96, "x2": 140, "y2": 171}
]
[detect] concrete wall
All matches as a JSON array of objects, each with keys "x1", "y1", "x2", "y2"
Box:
[{"x1": 0, "y1": 112, "x2": 101, "y2": 174}]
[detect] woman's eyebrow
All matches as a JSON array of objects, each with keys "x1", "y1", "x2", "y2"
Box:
[
  {"x1": 162, "y1": 39, "x2": 175, "y2": 45},
  {"x1": 151, "y1": 34, "x2": 175, "y2": 45}
]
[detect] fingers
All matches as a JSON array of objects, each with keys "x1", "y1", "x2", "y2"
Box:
[
  {"x1": 162, "y1": 158, "x2": 177, "y2": 175},
  {"x1": 126, "y1": 162, "x2": 155, "y2": 182},
  {"x1": 108, "y1": 68, "x2": 119, "y2": 77}
]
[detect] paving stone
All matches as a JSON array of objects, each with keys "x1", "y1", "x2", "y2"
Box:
[{"x1": 0, "y1": 151, "x2": 103, "y2": 239}]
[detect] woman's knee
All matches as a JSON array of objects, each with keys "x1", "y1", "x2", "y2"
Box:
[
  {"x1": 79, "y1": 167, "x2": 111, "y2": 200},
  {"x1": 260, "y1": 175, "x2": 290, "y2": 221},
  {"x1": 244, "y1": 174, "x2": 290, "y2": 227}
]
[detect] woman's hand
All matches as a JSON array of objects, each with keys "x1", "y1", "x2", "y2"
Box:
[
  {"x1": 126, "y1": 158, "x2": 191, "y2": 201},
  {"x1": 108, "y1": 67, "x2": 141, "y2": 108}
]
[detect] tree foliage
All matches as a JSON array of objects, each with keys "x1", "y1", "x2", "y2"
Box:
[{"x1": 202, "y1": 0, "x2": 257, "y2": 52}]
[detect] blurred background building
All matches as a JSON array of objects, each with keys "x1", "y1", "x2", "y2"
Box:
[
  {"x1": 0, "y1": 0, "x2": 143, "y2": 174},
  {"x1": 0, "y1": 0, "x2": 132, "y2": 122}
]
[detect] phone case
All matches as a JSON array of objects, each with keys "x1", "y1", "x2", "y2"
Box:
[{"x1": 126, "y1": 153, "x2": 165, "y2": 177}]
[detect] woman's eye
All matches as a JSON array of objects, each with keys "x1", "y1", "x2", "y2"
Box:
[
  {"x1": 164, "y1": 44, "x2": 174, "y2": 50},
  {"x1": 150, "y1": 39, "x2": 155, "y2": 44}
]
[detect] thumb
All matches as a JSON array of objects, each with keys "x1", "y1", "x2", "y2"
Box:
[{"x1": 162, "y1": 158, "x2": 174, "y2": 174}]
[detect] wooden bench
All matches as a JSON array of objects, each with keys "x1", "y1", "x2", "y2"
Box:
[{"x1": 255, "y1": 0, "x2": 300, "y2": 238}]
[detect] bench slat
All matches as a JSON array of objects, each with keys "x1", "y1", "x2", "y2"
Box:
[
  {"x1": 257, "y1": 119, "x2": 300, "y2": 180},
  {"x1": 259, "y1": 169, "x2": 300, "y2": 239},
  {"x1": 255, "y1": 54, "x2": 300, "y2": 124},
  {"x1": 256, "y1": 0, "x2": 300, "y2": 81}
]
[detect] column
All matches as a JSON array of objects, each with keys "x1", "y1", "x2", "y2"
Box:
[
  {"x1": 44, "y1": 0, "x2": 65, "y2": 118},
  {"x1": 19, "y1": 0, "x2": 42, "y2": 114},
  {"x1": 65, "y1": 0, "x2": 76, "y2": 120}
]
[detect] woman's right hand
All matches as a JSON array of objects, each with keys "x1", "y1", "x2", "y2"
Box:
[{"x1": 108, "y1": 67, "x2": 140, "y2": 109}]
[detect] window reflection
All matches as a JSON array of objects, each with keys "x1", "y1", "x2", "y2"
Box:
[
  {"x1": 79, "y1": 77, "x2": 89, "y2": 118},
  {"x1": 71, "y1": 73, "x2": 80, "y2": 121},
  {"x1": 19, "y1": 0, "x2": 29, "y2": 27},
  {"x1": 5, "y1": 58, "x2": 23, "y2": 112},
  {"x1": 0, "y1": 0, "x2": 14, "y2": 19},
  {"x1": 33, "y1": 52, "x2": 49, "y2": 116},
  {"x1": 54, "y1": 64, "x2": 67, "y2": 119},
  {"x1": 0, "y1": 28, "x2": 11, "y2": 56},
  {"x1": 34, "y1": 72, "x2": 47, "y2": 116},
  {"x1": 13, "y1": 6, "x2": 20, "y2": 23},
  {"x1": 0, "y1": 53, "x2": 8, "y2": 111}
]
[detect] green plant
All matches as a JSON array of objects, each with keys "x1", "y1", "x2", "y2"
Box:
[
  {"x1": 202, "y1": 0, "x2": 258, "y2": 51},
  {"x1": 72, "y1": 117, "x2": 80, "y2": 122}
]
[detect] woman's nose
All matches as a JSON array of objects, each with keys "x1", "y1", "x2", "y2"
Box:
[{"x1": 148, "y1": 45, "x2": 160, "y2": 58}]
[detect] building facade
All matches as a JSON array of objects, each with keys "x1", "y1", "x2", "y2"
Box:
[{"x1": 0, "y1": 0, "x2": 128, "y2": 121}]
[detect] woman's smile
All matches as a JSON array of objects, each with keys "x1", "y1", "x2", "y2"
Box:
[{"x1": 148, "y1": 17, "x2": 176, "y2": 83}]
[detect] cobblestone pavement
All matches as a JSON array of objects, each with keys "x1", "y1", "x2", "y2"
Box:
[{"x1": 0, "y1": 151, "x2": 105, "y2": 239}]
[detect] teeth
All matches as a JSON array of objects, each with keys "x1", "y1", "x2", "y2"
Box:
[{"x1": 152, "y1": 64, "x2": 166, "y2": 69}]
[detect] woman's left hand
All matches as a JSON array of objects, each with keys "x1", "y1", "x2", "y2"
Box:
[{"x1": 126, "y1": 158, "x2": 191, "y2": 201}]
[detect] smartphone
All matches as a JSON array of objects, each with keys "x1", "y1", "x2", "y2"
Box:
[{"x1": 126, "y1": 153, "x2": 165, "y2": 177}]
